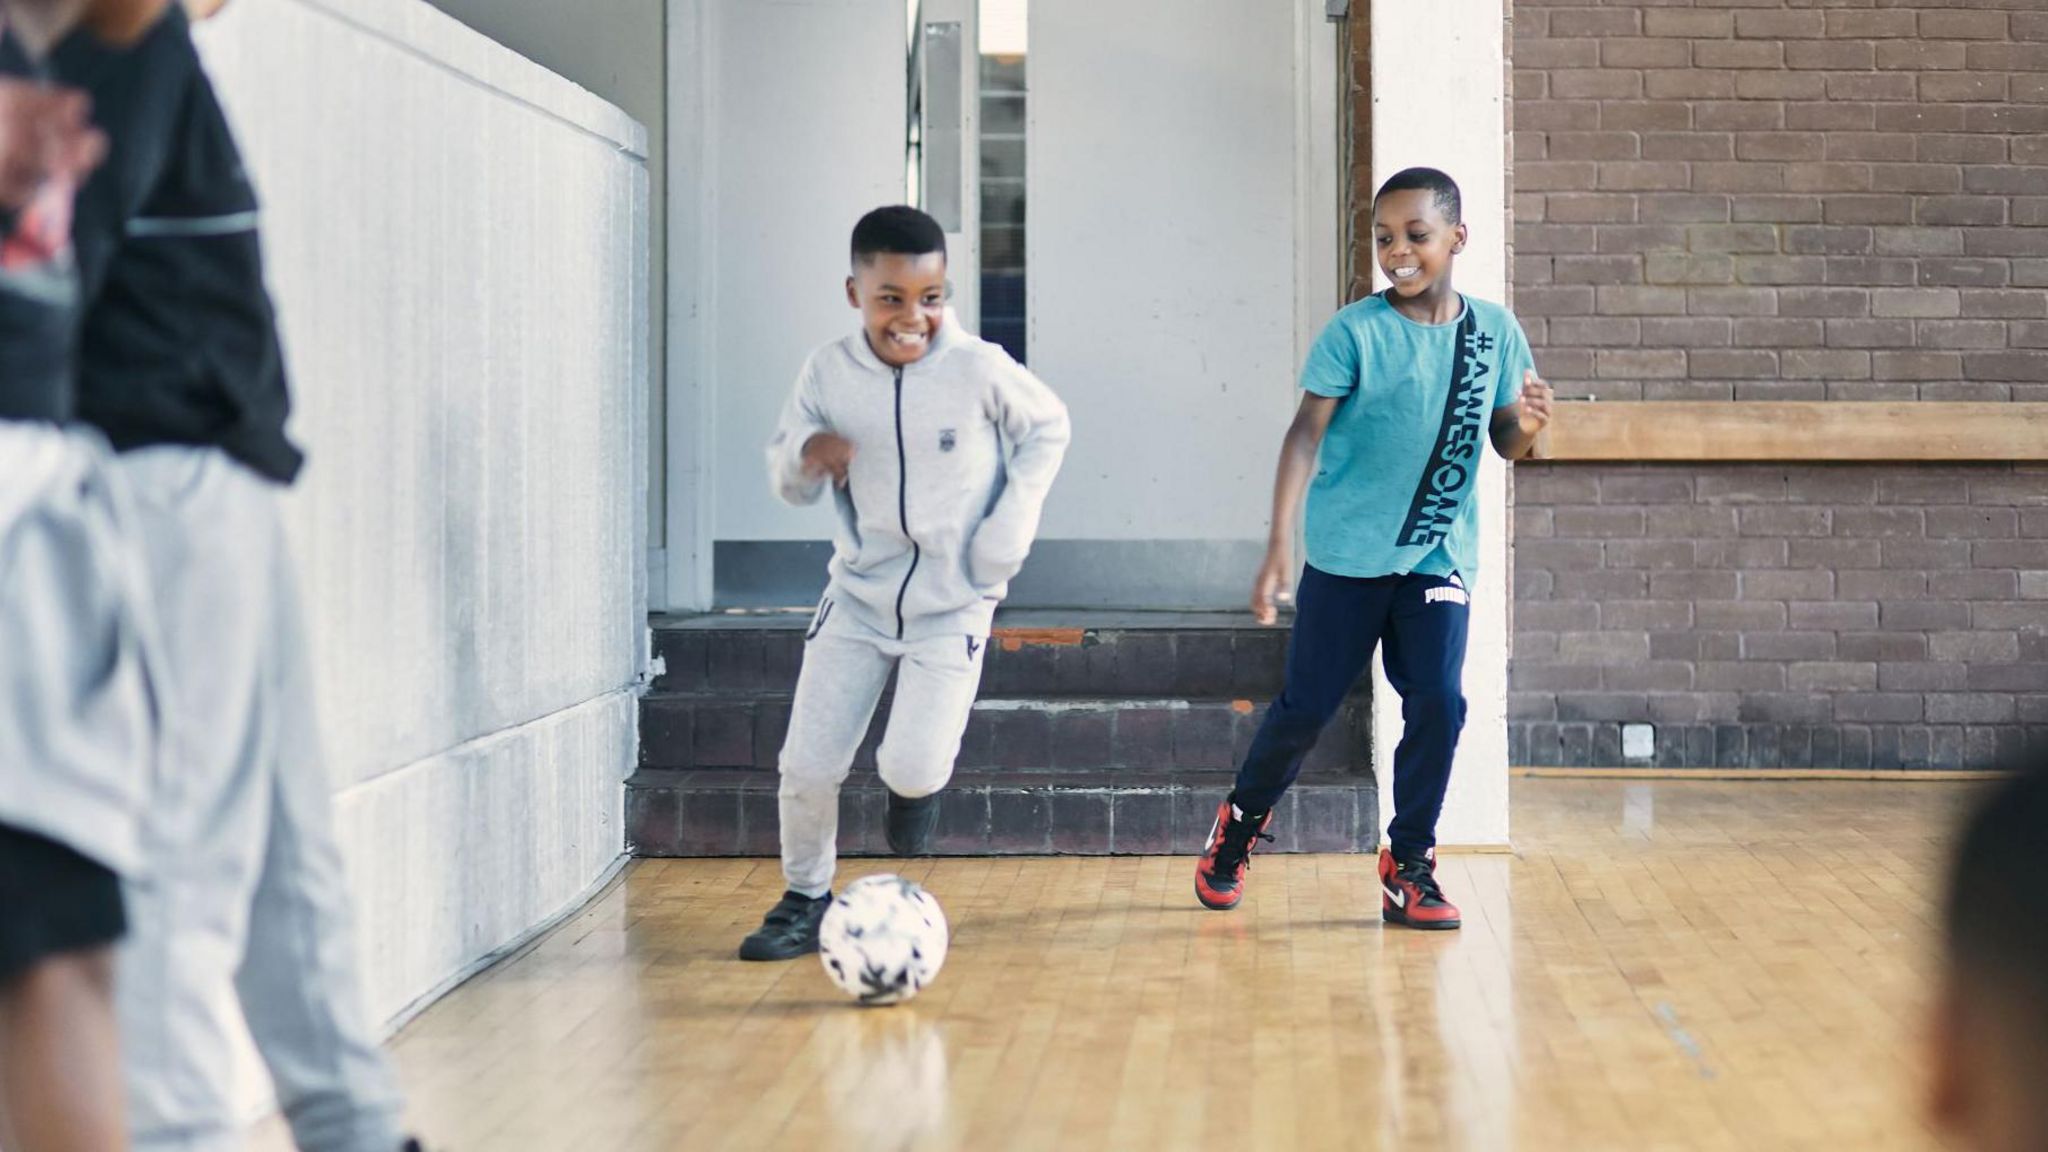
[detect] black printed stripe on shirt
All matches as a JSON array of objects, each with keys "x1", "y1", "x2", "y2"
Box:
[{"x1": 1397, "y1": 300, "x2": 1493, "y2": 549}]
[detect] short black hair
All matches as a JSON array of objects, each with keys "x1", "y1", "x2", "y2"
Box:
[
  {"x1": 1374, "y1": 167, "x2": 1462, "y2": 226},
  {"x1": 1946, "y1": 767, "x2": 2048, "y2": 1034},
  {"x1": 851, "y1": 206, "x2": 947, "y2": 267}
]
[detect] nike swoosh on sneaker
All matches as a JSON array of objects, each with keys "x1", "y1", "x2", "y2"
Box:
[{"x1": 1384, "y1": 884, "x2": 1405, "y2": 908}]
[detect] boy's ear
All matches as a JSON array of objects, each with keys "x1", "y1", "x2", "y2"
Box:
[
  {"x1": 1452, "y1": 221, "x2": 1469, "y2": 255},
  {"x1": 845, "y1": 276, "x2": 859, "y2": 309}
]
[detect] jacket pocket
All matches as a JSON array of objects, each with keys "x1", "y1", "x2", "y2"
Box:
[
  {"x1": 119, "y1": 446, "x2": 217, "y2": 515},
  {"x1": 806, "y1": 596, "x2": 836, "y2": 641}
]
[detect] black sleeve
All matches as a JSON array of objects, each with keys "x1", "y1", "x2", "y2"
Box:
[
  {"x1": 125, "y1": 57, "x2": 289, "y2": 427},
  {"x1": 54, "y1": 9, "x2": 191, "y2": 307}
]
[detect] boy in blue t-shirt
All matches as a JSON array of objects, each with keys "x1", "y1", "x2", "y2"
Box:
[{"x1": 1193, "y1": 167, "x2": 1554, "y2": 929}]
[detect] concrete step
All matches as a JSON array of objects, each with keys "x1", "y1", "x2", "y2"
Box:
[
  {"x1": 639, "y1": 694, "x2": 1370, "y2": 775},
  {"x1": 624, "y1": 769, "x2": 1380, "y2": 857}
]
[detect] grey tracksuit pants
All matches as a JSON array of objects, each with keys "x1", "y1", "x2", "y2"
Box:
[
  {"x1": 780, "y1": 599, "x2": 989, "y2": 897},
  {"x1": 114, "y1": 447, "x2": 405, "y2": 1152}
]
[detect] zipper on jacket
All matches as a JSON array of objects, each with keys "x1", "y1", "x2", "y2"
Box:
[{"x1": 893, "y1": 366, "x2": 919, "y2": 640}]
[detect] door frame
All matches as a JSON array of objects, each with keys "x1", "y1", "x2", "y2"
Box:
[{"x1": 659, "y1": 0, "x2": 1340, "y2": 612}]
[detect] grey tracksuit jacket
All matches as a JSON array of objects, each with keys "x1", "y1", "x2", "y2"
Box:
[
  {"x1": 766, "y1": 313, "x2": 1071, "y2": 640},
  {"x1": 0, "y1": 424, "x2": 157, "y2": 876}
]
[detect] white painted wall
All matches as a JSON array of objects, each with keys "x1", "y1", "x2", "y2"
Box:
[
  {"x1": 1369, "y1": 0, "x2": 1510, "y2": 849},
  {"x1": 419, "y1": 0, "x2": 669, "y2": 595},
  {"x1": 196, "y1": 0, "x2": 649, "y2": 1023},
  {"x1": 667, "y1": 0, "x2": 906, "y2": 607},
  {"x1": 1028, "y1": 0, "x2": 1306, "y2": 541}
]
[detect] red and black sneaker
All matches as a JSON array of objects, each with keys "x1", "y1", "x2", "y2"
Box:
[
  {"x1": 1194, "y1": 800, "x2": 1275, "y2": 910},
  {"x1": 1379, "y1": 847, "x2": 1461, "y2": 930}
]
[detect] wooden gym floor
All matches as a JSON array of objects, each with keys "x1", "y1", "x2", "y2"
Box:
[{"x1": 261, "y1": 778, "x2": 1981, "y2": 1151}]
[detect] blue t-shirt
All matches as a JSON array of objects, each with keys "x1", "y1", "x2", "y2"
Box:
[{"x1": 1301, "y1": 292, "x2": 1532, "y2": 584}]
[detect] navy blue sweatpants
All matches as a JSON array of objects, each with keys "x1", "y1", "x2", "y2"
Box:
[{"x1": 1230, "y1": 564, "x2": 1470, "y2": 861}]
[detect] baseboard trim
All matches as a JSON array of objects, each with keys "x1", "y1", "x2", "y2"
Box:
[
  {"x1": 377, "y1": 851, "x2": 633, "y2": 1037},
  {"x1": 1511, "y1": 767, "x2": 2010, "y2": 782}
]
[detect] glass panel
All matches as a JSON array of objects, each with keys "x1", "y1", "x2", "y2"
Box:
[
  {"x1": 982, "y1": 180, "x2": 1026, "y2": 230},
  {"x1": 982, "y1": 225, "x2": 1026, "y2": 271},
  {"x1": 980, "y1": 91, "x2": 1025, "y2": 137},
  {"x1": 978, "y1": 0, "x2": 1027, "y2": 363},
  {"x1": 921, "y1": 21, "x2": 964, "y2": 231},
  {"x1": 980, "y1": 138, "x2": 1026, "y2": 180},
  {"x1": 981, "y1": 54, "x2": 1026, "y2": 94}
]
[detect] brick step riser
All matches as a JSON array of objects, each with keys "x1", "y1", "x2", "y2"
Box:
[
  {"x1": 651, "y1": 627, "x2": 1293, "y2": 700},
  {"x1": 625, "y1": 774, "x2": 1381, "y2": 857},
  {"x1": 640, "y1": 697, "x2": 1371, "y2": 773}
]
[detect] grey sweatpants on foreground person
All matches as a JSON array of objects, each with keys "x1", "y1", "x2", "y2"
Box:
[{"x1": 115, "y1": 445, "x2": 406, "y2": 1152}]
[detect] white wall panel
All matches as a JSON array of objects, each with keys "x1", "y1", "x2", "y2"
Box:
[{"x1": 195, "y1": 0, "x2": 648, "y2": 1020}]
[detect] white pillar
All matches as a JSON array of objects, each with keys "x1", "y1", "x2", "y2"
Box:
[{"x1": 1370, "y1": 0, "x2": 1511, "y2": 849}]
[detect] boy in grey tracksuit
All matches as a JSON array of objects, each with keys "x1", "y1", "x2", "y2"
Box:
[{"x1": 740, "y1": 205, "x2": 1069, "y2": 961}]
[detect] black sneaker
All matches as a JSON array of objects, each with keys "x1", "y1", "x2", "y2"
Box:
[
  {"x1": 885, "y1": 790, "x2": 941, "y2": 856},
  {"x1": 738, "y1": 890, "x2": 831, "y2": 961}
]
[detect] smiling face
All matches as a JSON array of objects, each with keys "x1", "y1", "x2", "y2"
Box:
[
  {"x1": 846, "y1": 251, "x2": 948, "y2": 368},
  {"x1": 1373, "y1": 187, "x2": 1467, "y2": 315}
]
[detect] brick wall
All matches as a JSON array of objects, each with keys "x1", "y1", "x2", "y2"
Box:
[
  {"x1": 1508, "y1": 1, "x2": 2046, "y2": 768},
  {"x1": 1514, "y1": 2, "x2": 2048, "y2": 401},
  {"x1": 1511, "y1": 464, "x2": 2048, "y2": 770}
]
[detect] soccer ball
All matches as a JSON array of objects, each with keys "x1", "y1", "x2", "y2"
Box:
[{"x1": 818, "y1": 874, "x2": 949, "y2": 1006}]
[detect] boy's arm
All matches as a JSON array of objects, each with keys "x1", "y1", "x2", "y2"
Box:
[
  {"x1": 967, "y1": 360, "x2": 1071, "y2": 590},
  {"x1": 0, "y1": 79, "x2": 101, "y2": 208},
  {"x1": 132, "y1": 61, "x2": 291, "y2": 430},
  {"x1": 1253, "y1": 312, "x2": 1355, "y2": 625},
  {"x1": 1489, "y1": 369, "x2": 1553, "y2": 460},
  {"x1": 1252, "y1": 393, "x2": 1340, "y2": 625},
  {"x1": 765, "y1": 358, "x2": 835, "y2": 506},
  {"x1": 1488, "y1": 317, "x2": 1552, "y2": 460}
]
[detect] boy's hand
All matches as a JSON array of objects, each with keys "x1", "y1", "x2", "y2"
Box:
[
  {"x1": 800, "y1": 432, "x2": 855, "y2": 488},
  {"x1": 1517, "y1": 370, "x2": 1554, "y2": 439},
  {"x1": 0, "y1": 81, "x2": 105, "y2": 210},
  {"x1": 1251, "y1": 549, "x2": 1294, "y2": 627}
]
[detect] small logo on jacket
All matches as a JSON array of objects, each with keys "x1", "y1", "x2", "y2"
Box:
[{"x1": 939, "y1": 429, "x2": 957, "y2": 452}]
